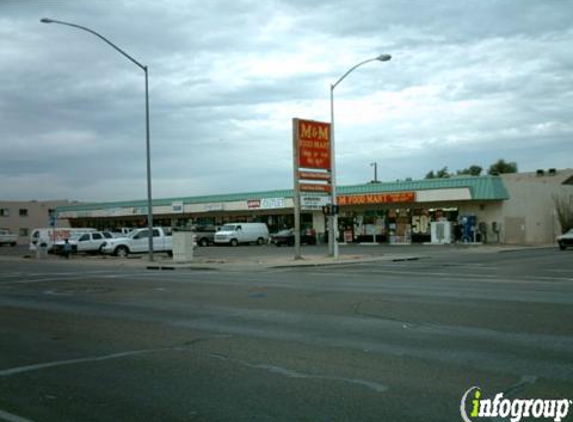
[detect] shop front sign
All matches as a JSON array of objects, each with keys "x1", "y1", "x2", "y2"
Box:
[
  {"x1": 247, "y1": 198, "x2": 287, "y2": 210},
  {"x1": 301, "y1": 195, "x2": 331, "y2": 211},
  {"x1": 293, "y1": 118, "x2": 333, "y2": 258},
  {"x1": 297, "y1": 120, "x2": 331, "y2": 170},
  {"x1": 172, "y1": 201, "x2": 184, "y2": 213},
  {"x1": 337, "y1": 192, "x2": 416, "y2": 206}
]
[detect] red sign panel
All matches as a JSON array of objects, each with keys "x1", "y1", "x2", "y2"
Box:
[
  {"x1": 247, "y1": 200, "x2": 261, "y2": 209},
  {"x1": 299, "y1": 183, "x2": 332, "y2": 193},
  {"x1": 297, "y1": 119, "x2": 331, "y2": 170},
  {"x1": 337, "y1": 192, "x2": 416, "y2": 206}
]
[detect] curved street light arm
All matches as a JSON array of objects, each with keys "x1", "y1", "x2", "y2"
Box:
[
  {"x1": 331, "y1": 57, "x2": 379, "y2": 90},
  {"x1": 40, "y1": 18, "x2": 146, "y2": 71}
]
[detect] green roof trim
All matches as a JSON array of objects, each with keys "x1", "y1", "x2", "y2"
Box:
[
  {"x1": 57, "y1": 175, "x2": 509, "y2": 213},
  {"x1": 338, "y1": 175, "x2": 510, "y2": 199}
]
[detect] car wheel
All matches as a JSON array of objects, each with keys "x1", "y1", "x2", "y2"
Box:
[
  {"x1": 200, "y1": 238, "x2": 209, "y2": 247},
  {"x1": 257, "y1": 237, "x2": 265, "y2": 245},
  {"x1": 10, "y1": 242, "x2": 16, "y2": 247},
  {"x1": 230, "y1": 239, "x2": 238, "y2": 247},
  {"x1": 275, "y1": 242, "x2": 281, "y2": 247},
  {"x1": 559, "y1": 243, "x2": 566, "y2": 250},
  {"x1": 115, "y1": 246, "x2": 129, "y2": 258}
]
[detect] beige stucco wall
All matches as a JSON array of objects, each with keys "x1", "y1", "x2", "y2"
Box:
[
  {"x1": 498, "y1": 170, "x2": 573, "y2": 245},
  {"x1": 0, "y1": 200, "x2": 72, "y2": 245},
  {"x1": 449, "y1": 169, "x2": 573, "y2": 245}
]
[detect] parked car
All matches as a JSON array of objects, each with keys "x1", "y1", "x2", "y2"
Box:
[
  {"x1": 53, "y1": 231, "x2": 115, "y2": 254},
  {"x1": 29, "y1": 228, "x2": 97, "y2": 252},
  {"x1": 557, "y1": 229, "x2": 573, "y2": 250},
  {"x1": 110, "y1": 228, "x2": 134, "y2": 238},
  {"x1": 0, "y1": 228, "x2": 17, "y2": 247},
  {"x1": 214, "y1": 223, "x2": 269, "y2": 246},
  {"x1": 271, "y1": 228, "x2": 317, "y2": 247},
  {"x1": 191, "y1": 225, "x2": 217, "y2": 247},
  {"x1": 101, "y1": 227, "x2": 173, "y2": 257}
]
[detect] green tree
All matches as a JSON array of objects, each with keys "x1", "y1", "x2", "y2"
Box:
[
  {"x1": 457, "y1": 165, "x2": 483, "y2": 176},
  {"x1": 436, "y1": 166, "x2": 450, "y2": 178},
  {"x1": 425, "y1": 166, "x2": 450, "y2": 179},
  {"x1": 488, "y1": 159, "x2": 518, "y2": 175}
]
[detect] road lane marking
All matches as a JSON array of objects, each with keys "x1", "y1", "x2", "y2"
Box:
[
  {"x1": 0, "y1": 409, "x2": 38, "y2": 422},
  {"x1": 0, "y1": 348, "x2": 169, "y2": 377},
  {"x1": 210, "y1": 353, "x2": 388, "y2": 393},
  {"x1": 0, "y1": 272, "x2": 150, "y2": 285},
  {"x1": 0, "y1": 335, "x2": 231, "y2": 377}
]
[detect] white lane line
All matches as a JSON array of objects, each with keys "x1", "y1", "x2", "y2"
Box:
[
  {"x1": 210, "y1": 353, "x2": 388, "y2": 393},
  {"x1": 0, "y1": 272, "x2": 147, "y2": 285},
  {"x1": 0, "y1": 409, "x2": 38, "y2": 422},
  {"x1": 0, "y1": 336, "x2": 230, "y2": 378},
  {"x1": 0, "y1": 277, "x2": 100, "y2": 285},
  {"x1": 0, "y1": 348, "x2": 168, "y2": 377}
]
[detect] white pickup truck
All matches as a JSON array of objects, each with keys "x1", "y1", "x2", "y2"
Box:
[
  {"x1": 0, "y1": 229, "x2": 17, "y2": 246},
  {"x1": 101, "y1": 227, "x2": 173, "y2": 257}
]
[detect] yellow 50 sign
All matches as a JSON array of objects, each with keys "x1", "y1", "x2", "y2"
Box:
[{"x1": 412, "y1": 215, "x2": 430, "y2": 235}]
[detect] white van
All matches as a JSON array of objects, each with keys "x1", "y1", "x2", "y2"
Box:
[
  {"x1": 214, "y1": 223, "x2": 269, "y2": 246},
  {"x1": 29, "y1": 228, "x2": 97, "y2": 251}
]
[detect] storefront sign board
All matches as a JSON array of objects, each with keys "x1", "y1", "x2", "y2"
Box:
[{"x1": 338, "y1": 192, "x2": 416, "y2": 206}]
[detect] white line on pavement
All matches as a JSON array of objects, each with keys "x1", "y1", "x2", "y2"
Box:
[
  {"x1": 0, "y1": 348, "x2": 169, "y2": 377},
  {"x1": 0, "y1": 409, "x2": 38, "y2": 422}
]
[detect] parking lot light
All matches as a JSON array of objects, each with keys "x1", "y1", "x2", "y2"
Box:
[
  {"x1": 329, "y1": 54, "x2": 391, "y2": 258},
  {"x1": 40, "y1": 18, "x2": 155, "y2": 261}
]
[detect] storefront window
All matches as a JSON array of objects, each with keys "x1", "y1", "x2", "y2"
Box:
[{"x1": 388, "y1": 209, "x2": 412, "y2": 245}]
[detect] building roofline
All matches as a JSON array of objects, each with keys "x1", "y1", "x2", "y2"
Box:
[{"x1": 56, "y1": 175, "x2": 509, "y2": 213}]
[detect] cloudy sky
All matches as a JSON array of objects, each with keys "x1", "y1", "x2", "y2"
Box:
[{"x1": 1, "y1": 0, "x2": 572, "y2": 202}]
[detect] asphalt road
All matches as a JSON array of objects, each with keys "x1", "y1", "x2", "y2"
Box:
[{"x1": 0, "y1": 248, "x2": 572, "y2": 421}]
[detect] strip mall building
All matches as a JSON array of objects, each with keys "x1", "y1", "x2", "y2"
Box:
[{"x1": 56, "y1": 169, "x2": 573, "y2": 245}]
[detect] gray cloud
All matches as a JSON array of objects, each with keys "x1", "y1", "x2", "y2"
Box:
[{"x1": 1, "y1": 0, "x2": 572, "y2": 201}]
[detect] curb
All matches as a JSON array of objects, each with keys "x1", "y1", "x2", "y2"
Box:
[{"x1": 140, "y1": 255, "x2": 423, "y2": 271}]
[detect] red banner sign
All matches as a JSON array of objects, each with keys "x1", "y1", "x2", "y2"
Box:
[
  {"x1": 297, "y1": 119, "x2": 331, "y2": 170},
  {"x1": 247, "y1": 200, "x2": 261, "y2": 209},
  {"x1": 299, "y1": 183, "x2": 332, "y2": 193},
  {"x1": 338, "y1": 192, "x2": 416, "y2": 206}
]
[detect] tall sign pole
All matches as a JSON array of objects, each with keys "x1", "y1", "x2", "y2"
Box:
[
  {"x1": 292, "y1": 119, "x2": 302, "y2": 260},
  {"x1": 293, "y1": 118, "x2": 332, "y2": 260}
]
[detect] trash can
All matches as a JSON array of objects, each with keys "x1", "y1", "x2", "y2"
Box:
[{"x1": 172, "y1": 230, "x2": 195, "y2": 262}]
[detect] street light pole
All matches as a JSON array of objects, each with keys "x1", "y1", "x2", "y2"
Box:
[
  {"x1": 41, "y1": 18, "x2": 155, "y2": 261},
  {"x1": 329, "y1": 54, "x2": 391, "y2": 258}
]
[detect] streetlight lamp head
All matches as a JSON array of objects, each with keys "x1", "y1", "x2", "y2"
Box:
[
  {"x1": 40, "y1": 18, "x2": 54, "y2": 23},
  {"x1": 376, "y1": 54, "x2": 392, "y2": 62}
]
